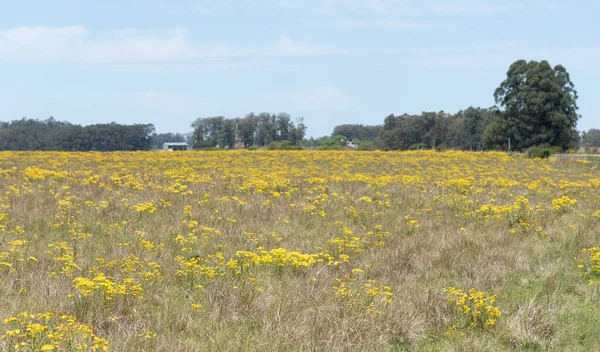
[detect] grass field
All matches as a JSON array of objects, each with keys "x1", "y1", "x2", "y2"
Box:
[{"x1": 1, "y1": 150, "x2": 600, "y2": 351}]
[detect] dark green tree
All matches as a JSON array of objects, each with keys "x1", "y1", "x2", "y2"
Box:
[
  {"x1": 453, "y1": 107, "x2": 497, "y2": 150},
  {"x1": 332, "y1": 124, "x2": 381, "y2": 141},
  {"x1": 482, "y1": 121, "x2": 507, "y2": 150},
  {"x1": 238, "y1": 113, "x2": 257, "y2": 147},
  {"x1": 190, "y1": 119, "x2": 208, "y2": 149},
  {"x1": 220, "y1": 118, "x2": 237, "y2": 149},
  {"x1": 190, "y1": 117, "x2": 225, "y2": 148},
  {"x1": 276, "y1": 113, "x2": 292, "y2": 141},
  {"x1": 494, "y1": 60, "x2": 580, "y2": 151},
  {"x1": 256, "y1": 113, "x2": 277, "y2": 147}
]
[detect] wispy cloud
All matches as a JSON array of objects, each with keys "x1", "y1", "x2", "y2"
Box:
[
  {"x1": 159, "y1": 0, "x2": 540, "y2": 17},
  {"x1": 0, "y1": 26, "x2": 193, "y2": 63},
  {"x1": 0, "y1": 26, "x2": 346, "y2": 64},
  {"x1": 275, "y1": 36, "x2": 349, "y2": 56},
  {"x1": 181, "y1": 0, "x2": 563, "y2": 31},
  {"x1": 288, "y1": 0, "x2": 530, "y2": 16},
  {"x1": 3, "y1": 24, "x2": 598, "y2": 73}
]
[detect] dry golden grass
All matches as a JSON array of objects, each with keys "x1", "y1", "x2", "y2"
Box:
[{"x1": 1, "y1": 150, "x2": 600, "y2": 351}]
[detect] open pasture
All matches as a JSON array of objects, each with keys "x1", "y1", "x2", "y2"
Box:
[{"x1": 1, "y1": 150, "x2": 600, "y2": 351}]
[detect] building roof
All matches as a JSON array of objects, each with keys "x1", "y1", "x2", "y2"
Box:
[{"x1": 163, "y1": 142, "x2": 188, "y2": 146}]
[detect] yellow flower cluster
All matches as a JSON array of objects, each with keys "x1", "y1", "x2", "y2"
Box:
[
  {"x1": 73, "y1": 255, "x2": 162, "y2": 300},
  {"x1": 1, "y1": 312, "x2": 108, "y2": 351},
  {"x1": 174, "y1": 252, "x2": 226, "y2": 286},
  {"x1": 443, "y1": 287, "x2": 501, "y2": 331},
  {"x1": 132, "y1": 202, "x2": 157, "y2": 214},
  {"x1": 576, "y1": 247, "x2": 600, "y2": 285},
  {"x1": 326, "y1": 223, "x2": 391, "y2": 262},
  {"x1": 1, "y1": 239, "x2": 37, "y2": 274},
  {"x1": 175, "y1": 247, "x2": 321, "y2": 288},
  {"x1": 47, "y1": 242, "x2": 80, "y2": 279},
  {"x1": 234, "y1": 248, "x2": 321, "y2": 270},
  {"x1": 331, "y1": 269, "x2": 394, "y2": 315},
  {"x1": 552, "y1": 195, "x2": 578, "y2": 213}
]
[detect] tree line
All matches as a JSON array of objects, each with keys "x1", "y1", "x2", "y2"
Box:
[
  {"x1": 373, "y1": 108, "x2": 499, "y2": 151},
  {"x1": 1, "y1": 60, "x2": 596, "y2": 152},
  {"x1": 332, "y1": 124, "x2": 381, "y2": 141},
  {"x1": 190, "y1": 113, "x2": 306, "y2": 149},
  {"x1": 322, "y1": 109, "x2": 501, "y2": 151},
  {"x1": 371, "y1": 60, "x2": 582, "y2": 152},
  {"x1": 0, "y1": 118, "x2": 155, "y2": 151}
]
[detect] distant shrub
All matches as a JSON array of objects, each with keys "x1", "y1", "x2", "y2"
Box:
[
  {"x1": 526, "y1": 145, "x2": 562, "y2": 159},
  {"x1": 279, "y1": 141, "x2": 301, "y2": 150},
  {"x1": 357, "y1": 140, "x2": 374, "y2": 151},
  {"x1": 409, "y1": 143, "x2": 428, "y2": 150},
  {"x1": 320, "y1": 144, "x2": 343, "y2": 150},
  {"x1": 247, "y1": 146, "x2": 259, "y2": 151},
  {"x1": 267, "y1": 141, "x2": 281, "y2": 150},
  {"x1": 267, "y1": 141, "x2": 302, "y2": 150}
]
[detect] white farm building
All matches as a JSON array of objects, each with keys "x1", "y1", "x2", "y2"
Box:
[{"x1": 163, "y1": 142, "x2": 189, "y2": 151}]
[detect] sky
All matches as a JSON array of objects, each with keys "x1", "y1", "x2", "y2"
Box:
[{"x1": 1, "y1": 0, "x2": 599, "y2": 137}]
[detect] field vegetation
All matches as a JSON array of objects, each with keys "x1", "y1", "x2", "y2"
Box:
[{"x1": 1, "y1": 150, "x2": 600, "y2": 351}]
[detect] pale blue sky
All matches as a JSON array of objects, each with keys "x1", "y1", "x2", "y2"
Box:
[{"x1": 1, "y1": 0, "x2": 598, "y2": 136}]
